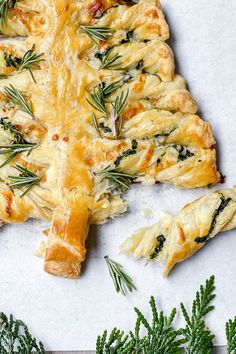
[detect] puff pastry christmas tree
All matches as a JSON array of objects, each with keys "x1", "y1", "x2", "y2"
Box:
[{"x1": 0, "y1": 0, "x2": 220, "y2": 278}]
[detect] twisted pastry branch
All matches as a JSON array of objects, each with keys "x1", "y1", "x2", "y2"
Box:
[{"x1": 121, "y1": 187, "x2": 236, "y2": 276}]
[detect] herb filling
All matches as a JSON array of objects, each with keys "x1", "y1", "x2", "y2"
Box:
[
  {"x1": 173, "y1": 145, "x2": 194, "y2": 161},
  {"x1": 150, "y1": 234, "x2": 166, "y2": 259},
  {"x1": 195, "y1": 195, "x2": 232, "y2": 243},
  {"x1": 114, "y1": 139, "x2": 138, "y2": 167}
]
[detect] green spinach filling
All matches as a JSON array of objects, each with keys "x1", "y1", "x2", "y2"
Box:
[
  {"x1": 114, "y1": 139, "x2": 138, "y2": 167},
  {"x1": 195, "y1": 195, "x2": 232, "y2": 243},
  {"x1": 150, "y1": 234, "x2": 166, "y2": 259},
  {"x1": 173, "y1": 145, "x2": 194, "y2": 162}
]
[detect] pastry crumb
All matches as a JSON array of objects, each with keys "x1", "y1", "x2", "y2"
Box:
[
  {"x1": 142, "y1": 208, "x2": 154, "y2": 219},
  {"x1": 35, "y1": 240, "x2": 45, "y2": 258}
]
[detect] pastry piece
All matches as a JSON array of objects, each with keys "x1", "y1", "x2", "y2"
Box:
[
  {"x1": 121, "y1": 187, "x2": 236, "y2": 276},
  {"x1": 0, "y1": 0, "x2": 221, "y2": 278}
]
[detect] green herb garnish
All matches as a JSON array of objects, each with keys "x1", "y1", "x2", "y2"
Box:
[
  {"x1": 109, "y1": 89, "x2": 129, "y2": 137},
  {"x1": 0, "y1": 142, "x2": 37, "y2": 168},
  {"x1": 95, "y1": 166, "x2": 136, "y2": 192},
  {"x1": 87, "y1": 84, "x2": 106, "y2": 114},
  {"x1": 0, "y1": 0, "x2": 17, "y2": 32},
  {"x1": 81, "y1": 26, "x2": 112, "y2": 43},
  {"x1": 104, "y1": 255, "x2": 136, "y2": 295},
  {"x1": 18, "y1": 45, "x2": 45, "y2": 83},
  {"x1": 92, "y1": 112, "x2": 101, "y2": 137},
  {"x1": 7, "y1": 164, "x2": 41, "y2": 197},
  {"x1": 0, "y1": 312, "x2": 45, "y2": 353},
  {"x1": 99, "y1": 50, "x2": 121, "y2": 70},
  {"x1": 4, "y1": 84, "x2": 35, "y2": 118}
]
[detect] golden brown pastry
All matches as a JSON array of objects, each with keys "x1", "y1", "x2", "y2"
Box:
[
  {"x1": 0, "y1": 0, "x2": 220, "y2": 278},
  {"x1": 121, "y1": 187, "x2": 236, "y2": 276}
]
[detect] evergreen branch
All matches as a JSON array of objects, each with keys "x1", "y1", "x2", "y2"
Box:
[
  {"x1": 104, "y1": 256, "x2": 136, "y2": 295},
  {"x1": 226, "y1": 317, "x2": 236, "y2": 354},
  {"x1": 0, "y1": 312, "x2": 45, "y2": 353},
  {"x1": 4, "y1": 84, "x2": 35, "y2": 118},
  {"x1": 81, "y1": 26, "x2": 112, "y2": 43},
  {"x1": 0, "y1": 0, "x2": 17, "y2": 32},
  {"x1": 95, "y1": 166, "x2": 136, "y2": 192},
  {"x1": 7, "y1": 164, "x2": 41, "y2": 197},
  {"x1": 134, "y1": 296, "x2": 185, "y2": 353},
  {"x1": 180, "y1": 275, "x2": 215, "y2": 354}
]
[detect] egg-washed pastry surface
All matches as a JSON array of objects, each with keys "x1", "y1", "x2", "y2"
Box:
[
  {"x1": 0, "y1": 0, "x2": 220, "y2": 278},
  {"x1": 121, "y1": 187, "x2": 236, "y2": 276}
]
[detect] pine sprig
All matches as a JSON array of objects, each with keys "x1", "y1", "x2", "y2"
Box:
[
  {"x1": 104, "y1": 256, "x2": 136, "y2": 295},
  {"x1": 81, "y1": 26, "x2": 112, "y2": 43},
  {"x1": 180, "y1": 275, "x2": 215, "y2": 354},
  {"x1": 4, "y1": 84, "x2": 35, "y2": 118},
  {"x1": 0, "y1": 312, "x2": 45, "y2": 353},
  {"x1": 226, "y1": 317, "x2": 236, "y2": 354}
]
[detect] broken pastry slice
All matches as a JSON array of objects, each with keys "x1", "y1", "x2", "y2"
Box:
[{"x1": 121, "y1": 187, "x2": 236, "y2": 276}]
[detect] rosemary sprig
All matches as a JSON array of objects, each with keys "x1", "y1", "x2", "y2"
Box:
[
  {"x1": 0, "y1": 0, "x2": 17, "y2": 32},
  {"x1": 18, "y1": 44, "x2": 45, "y2": 83},
  {"x1": 0, "y1": 312, "x2": 45, "y2": 353},
  {"x1": 104, "y1": 255, "x2": 136, "y2": 295},
  {"x1": 226, "y1": 317, "x2": 236, "y2": 354},
  {"x1": 81, "y1": 26, "x2": 112, "y2": 43},
  {"x1": 102, "y1": 79, "x2": 124, "y2": 97},
  {"x1": 110, "y1": 89, "x2": 129, "y2": 137},
  {"x1": 180, "y1": 275, "x2": 215, "y2": 354},
  {"x1": 0, "y1": 73, "x2": 9, "y2": 79},
  {"x1": 0, "y1": 142, "x2": 37, "y2": 168},
  {"x1": 4, "y1": 84, "x2": 35, "y2": 118},
  {"x1": 95, "y1": 166, "x2": 136, "y2": 192},
  {"x1": 7, "y1": 164, "x2": 41, "y2": 197},
  {"x1": 99, "y1": 51, "x2": 121, "y2": 70},
  {"x1": 87, "y1": 85, "x2": 106, "y2": 114}
]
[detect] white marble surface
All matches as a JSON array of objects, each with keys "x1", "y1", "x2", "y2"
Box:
[{"x1": 0, "y1": 0, "x2": 236, "y2": 351}]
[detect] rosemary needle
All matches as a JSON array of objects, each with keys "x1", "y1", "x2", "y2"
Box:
[
  {"x1": 104, "y1": 255, "x2": 136, "y2": 295},
  {"x1": 81, "y1": 26, "x2": 112, "y2": 43},
  {"x1": 19, "y1": 44, "x2": 45, "y2": 83},
  {"x1": 0, "y1": 142, "x2": 37, "y2": 168},
  {"x1": 7, "y1": 164, "x2": 41, "y2": 197},
  {"x1": 4, "y1": 84, "x2": 35, "y2": 118},
  {"x1": 0, "y1": 0, "x2": 17, "y2": 32},
  {"x1": 95, "y1": 167, "x2": 136, "y2": 192},
  {"x1": 100, "y1": 51, "x2": 122, "y2": 70}
]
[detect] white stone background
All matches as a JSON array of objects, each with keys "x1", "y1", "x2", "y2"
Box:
[{"x1": 0, "y1": 0, "x2": 236, "y2": 351}]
